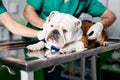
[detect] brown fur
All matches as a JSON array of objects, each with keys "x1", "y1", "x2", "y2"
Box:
[
  {"x1": 80, "y1": 36, "x2": 88, "y2": 48},
  {"x1": 81, "y1": 20, "x2": 108, "y2": 49}
]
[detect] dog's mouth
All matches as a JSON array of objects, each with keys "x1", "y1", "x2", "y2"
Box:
[
  {"x1": 47, "y1": 29, "x2": 60, "y2": 43},
  {"x1": 46, "y1": 29, "x2": 65, "y2": 48}
]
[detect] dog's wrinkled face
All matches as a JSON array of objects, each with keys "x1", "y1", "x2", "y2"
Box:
[{"x1": 43, "y1": 11, "x2": 83, "y2": 48}]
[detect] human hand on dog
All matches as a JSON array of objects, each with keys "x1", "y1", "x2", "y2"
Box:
[
  {"x1": 37, "y1": 30, "x2": 46, "y2": 40},
  {"x1": 87, "y1": 22, "x2": 103, "y2": 40}
]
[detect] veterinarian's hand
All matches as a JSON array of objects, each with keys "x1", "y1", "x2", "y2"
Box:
[
  {"x1": 37, "y1": 30, "x2": 46, "y2": 40},
  {"x1": 87, "y1": 22, "x2": 103, "y2": 40}
]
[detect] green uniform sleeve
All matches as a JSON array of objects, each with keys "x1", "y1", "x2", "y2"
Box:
[
  {"x1": 86, "y1": 0, "x2": 107, "y2": 17},
  {"x1": 26, "y1": 0, "x2": 43, "y2": 10},
  {"x1": 0, "y1": 0, "x2": 7, "y2": 14}
]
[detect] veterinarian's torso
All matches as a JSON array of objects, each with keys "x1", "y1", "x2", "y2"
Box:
[{"x1": 23, "y1": 0, "x2": 107, "y2": 42}]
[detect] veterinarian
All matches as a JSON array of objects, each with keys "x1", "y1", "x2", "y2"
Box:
[
  {"x1": 23, "y1": 0, "x2": 116, "y2": 80},
  {"x1": 0, "y1": 0, "x2": 44, "y2": 80}
]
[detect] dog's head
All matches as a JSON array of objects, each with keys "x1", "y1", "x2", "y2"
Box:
[{"x1": 43, "y1": 11, "x2": 83, "y2": 48}]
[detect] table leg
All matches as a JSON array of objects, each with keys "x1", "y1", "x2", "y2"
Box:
[
  {"x1": 91, "y1": 56, "x2": 97, "y2": 80},
  {"x1": 80, "y1": 58, "x2": 85, "y2": 80},
  {"x1": 20, "y1": 70, "x2": 34, "y2": 80}
]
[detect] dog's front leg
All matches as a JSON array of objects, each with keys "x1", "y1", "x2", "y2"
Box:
[
  {"x1": 60, "y1": 41, "x2": 87, "y2": 54},
  {"x1": 27, "y1": 41, "x2": 45, "y2": 51}
]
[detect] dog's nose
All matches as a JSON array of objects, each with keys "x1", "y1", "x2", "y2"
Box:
[{"x1": 53, "y1": 29, "x2": 59, "y2": 34}]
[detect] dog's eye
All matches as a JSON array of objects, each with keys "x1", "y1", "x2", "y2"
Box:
[
  {"x1": 63, "y1": 29, "x2": 67, "y2": 33},
  {"x1": 51, "y1": 25, "x2": 54, "y2": 27},
  {"x1": 48, "y1": 19, "x2": 51, "y2": 22}
]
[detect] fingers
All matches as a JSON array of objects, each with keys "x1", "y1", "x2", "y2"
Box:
[
  {"x1": 87, "y1": 31, "x2": 97, "y2": 40},
  {"x1": 87, "y1": 22, "x2": 103, "y2": 40},
  {"x1": 37, "y1": 30, "x2": 46, "y2": 40}
]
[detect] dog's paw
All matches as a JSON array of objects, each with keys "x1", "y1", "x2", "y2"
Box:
[
  {"x1": 27, "y1": 41, "x2": 45, "y2": 51},
  {"x1": 59, "y1": 48, "x2": 68, "y2": 54},
  {"x1": 60, "y1": 48, "x2": 76, "y2": 54},
  {"x1": 102, "y1": 41, "x2": 109, "y2": 46},
  {"x1": 76, "y1": 48, "x2": 87, "y2": 52}
]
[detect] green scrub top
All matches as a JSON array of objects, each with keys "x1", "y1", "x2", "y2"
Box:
[
  {"x1": 0, "y1": 0, "x2": 7, "y2": 14},
  {"x1": 22, "y1": 0, "x2": 107, "y2": 42}
]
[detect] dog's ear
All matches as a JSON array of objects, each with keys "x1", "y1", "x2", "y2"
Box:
[
  {"x1": 74, "y1": 19, "x2": 82, "y2": 28},
  {"x1": 46, "y1": 11, "x2": 59, "y2": 22}
]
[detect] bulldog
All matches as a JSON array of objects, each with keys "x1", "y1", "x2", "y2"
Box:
[{"x1": 27, "y1": 11, "x2": 108, "y2": 58}]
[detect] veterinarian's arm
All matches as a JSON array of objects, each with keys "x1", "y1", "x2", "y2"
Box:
[
  {"x1": 87, "y1": 9, "x2": 116, "y2": 40},
  {"x1": 23, "y1": 4, "x2": 45, "y2": 29},
  {"x1": 0, "y1": 12, "x2": 38, "y2": 38},
  {"x1": 100, "y1": 9, "x2": 116, "y2": 28}
]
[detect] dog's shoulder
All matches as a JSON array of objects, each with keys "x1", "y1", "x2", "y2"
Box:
[{"x1": 81, "y1": 20, "x2": 94, "y2": 36}]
